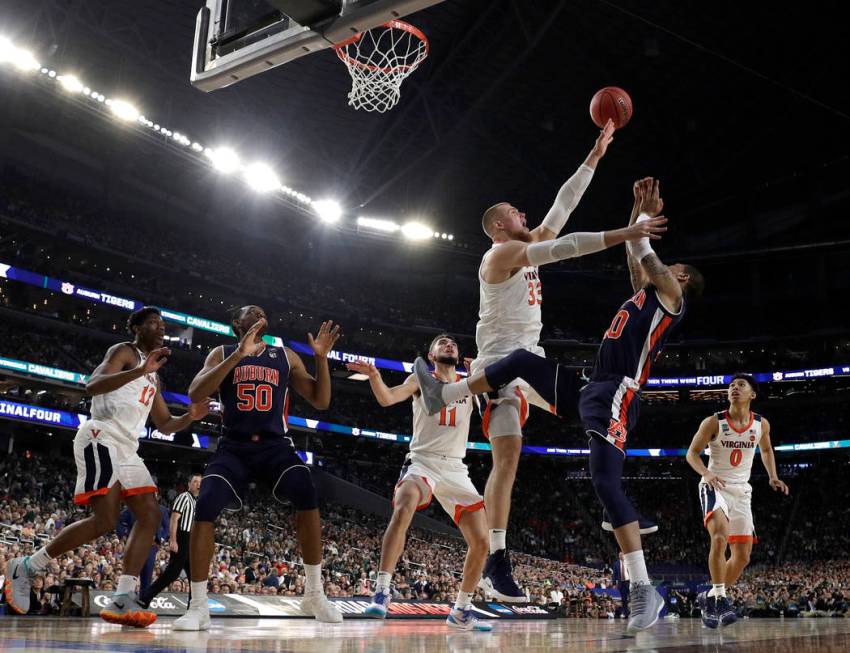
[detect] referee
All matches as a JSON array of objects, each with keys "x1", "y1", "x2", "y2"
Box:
[{"x1": 139, "y1": 474, "x2": 201, "y2": 608}]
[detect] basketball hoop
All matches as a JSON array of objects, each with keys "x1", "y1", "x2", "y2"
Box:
[{"x1": 334, "y1": 20, "x2": 429, "y2": 113}]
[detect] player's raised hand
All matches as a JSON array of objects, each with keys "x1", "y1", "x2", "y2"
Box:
[
  {"x1": 143, "y1": 347, "x2": 171, "y2": 373},
  {"x1": 346, "y1": 361, "x2": 379, "y2": 378},
  {"x1": 769, "y1": 477, "x2": 790, "y2": 495},
  {"x1": 590, "y1": 119, "x2": 615, "y2": 160},
  {"x1": 703, "y1": 472, "x2": 726, "y2": 491},
  {"x1": 308, "y1": 321, "x2": 341, "y2": 358},
  {"x1": 237, "y1": 318, "x2": 267, "y2": 358},
  {"x1": 639, "y1": 179, "x2": 664, "y2": 217},
  {"x1": 463, "y1": 357, "x2": 474, "y2": 374},
  {"x1": 623, "y1": 215, "x2": 667, "y2": 241},
  {"x1": 188, "y1": 397, "x2": 212, "y2": 420}
]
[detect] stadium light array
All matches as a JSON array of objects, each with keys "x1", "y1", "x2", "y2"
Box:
[
  {"x1": 0, "y1": 35, "x2": 456, "y2": 243},
  {"x1": 57, "y1": 74, "x2": 83, "y2": 93},
  {"x1": 402, "y1": 221, "x2": 434, "y2": 240},
  {"x1": 243, "y1": 162, "x2": 281, "y2": 193},
  {"x1": 109, "y1": 99, "x2": 140, "y2": 122},
  {"x1": 313, "y1": 199, "x2": 343, "y2": 224},
  {"x1": 357, "y1": 216, "x2": 400, "y2": 233}
]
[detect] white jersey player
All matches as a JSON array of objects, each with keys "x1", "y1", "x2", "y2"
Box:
[
  {"x1": 686, "y1": 374, "x2": 789, "y2": 629},
  {"x1": 458, "y1": 119, "x2": 666, "y2": 601},
  {"x1": 346, "y1": 335, "x2": 492, "y2": 631},
  {"x1": 4, "y1": 307, "x2": 210, "y2": 628}
]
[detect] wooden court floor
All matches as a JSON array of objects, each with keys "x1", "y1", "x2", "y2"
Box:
[{"x1": 1, "y1": 616, "x2": 850, "y2": 652}]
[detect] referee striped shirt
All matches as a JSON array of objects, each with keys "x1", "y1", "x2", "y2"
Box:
[{"x1": 172, "y1": 491, "x2": 197, "y2": 533}]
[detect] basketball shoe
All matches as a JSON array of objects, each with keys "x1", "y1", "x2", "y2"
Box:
[
  {"x1": 478, "y1": 549, "x2": 525, "y2": 602},
  {"x1": 174, "y1": 605, "x2": 211, "y2": 631},
  {"x1": 601, "y1": 510, "x2": 658, "y2": 535},
  {"x1": 716, "y1": 596, "x2": 738, "y2": 627},
  {"x1": 701, "y1": 594, "x2": 720, "y2": 629},
  {"x1": 446, "y1": 605, "x2": 493, "y2": 631},
  {"x1": 302, "y1": 592, "x2": 343, "y2": 623},
  {"x1": 626, "y1": 582, "x2": 664, "y2": 633},
  {"x1": 4, "y1": 556, "x2": 35, "y2": 615},
  {"x1": 100, "y1": 591, "x2": 157, "y2": 628},
  {"x1": 365, "y1": 587, "x2": 392, "y2": 618}
]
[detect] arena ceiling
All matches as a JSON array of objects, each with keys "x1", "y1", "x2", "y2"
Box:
[{"x1": 1, "y1": 0, "x2": 849, "y2": 257}]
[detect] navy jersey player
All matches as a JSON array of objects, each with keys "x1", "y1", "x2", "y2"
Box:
[
  {"x1": 173, "y1": 306, "x2": 343, "y2": 630},
  {"x1": 415, "y1": 177, "x2": 704, "y2": 632}
]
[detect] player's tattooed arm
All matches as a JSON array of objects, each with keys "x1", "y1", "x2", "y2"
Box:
[
  {"x1": 759, "y1": 418, "x2": 790, "y2": 495},
  {"x1": 345, "y1": 362, "x2": 418, "y2": 406},
  {"x1": 686, "y1": 415, "x2": 725, "y2": 489},
  {"x1": 640, "y1": 253, "x2": 683, "y2": 312}
]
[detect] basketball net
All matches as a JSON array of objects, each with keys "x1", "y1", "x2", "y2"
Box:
[{"x1": 335, "y1": 20, "x2": 429, "y2": 113}]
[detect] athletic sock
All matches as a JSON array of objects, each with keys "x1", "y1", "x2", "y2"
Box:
[
  {"x1": 189, "y1": 581, "x2": 208, "y2": 610},
  {"x1": 115, "y1": 575, "x2": 137, "y2": 595},
  {"x1": 454, "y1": 590, "x2": 473, "y2": 611},
  {"x1": 27, "y1": 547, "x2": 53, "y2": 573},
  {"x1": 442, "y1": 379, "x2": 471, "y2": 405},
  {"x1": 709, "y1": 583, "x2": 726, "y2": 599},
  {"x1": 376, "y1": 571, "x2": 392, "y2": 592},
  {"x1": 304, "y1": 563, "x2": 324, "y2": 595},
  {"x1": 623, "y1": 550, "x2": 650, "y2": 584},
  {"x1": 489, "y1": 529, "x2": 506, "y2": 554}
]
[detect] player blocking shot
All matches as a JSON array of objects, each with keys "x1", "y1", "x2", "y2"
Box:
[
  {"x1": 346, "y1": 335, "x2": 492, "y2": 631},
  {"x1": 464, "y1": 121, "x2": 668, "y2": 600},
  {"x1": 416, "y1": 178, "x2": 704, "y2": 632},
  {"x1": 4, "y1": 307, "x2": 210, "y2": 627},
  {"x1": 174, "y1": 307, "x2": 343, "y2": 630},
  {"x1": 686, "y1": 374, "x2": 789, "y2": 629}
]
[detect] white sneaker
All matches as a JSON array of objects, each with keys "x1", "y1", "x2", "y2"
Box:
[
  {"x1": 173, "y1": 606, "x2": 211, "y2": 631},
  {"x1": 4, "y1": 556, "x2": 36, "y2": 615},
  {"x1": 302, "y1": 592, "x2": 343, "y2": 623}
]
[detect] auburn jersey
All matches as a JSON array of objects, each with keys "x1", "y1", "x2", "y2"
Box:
[
  {"x1": 592, "y1": 285, "x2": 685, "y2": 384},
  {"x1": 219, "y1": 344, "x2": 291, "y2": 436}
]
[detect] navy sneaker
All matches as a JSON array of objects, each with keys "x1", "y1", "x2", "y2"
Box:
[
  {"x1": 701, "y1": 595, "x2": 720, "y2": 629},
  {"x1": 601, "y1": 510, "x2": 659, "y2": 535},
  {"x1": 717, "y1": 596, "x2": 738, "y2": 627},
  {"x1": 478, "y1": 550, "x2": 525, "y2": 603}
]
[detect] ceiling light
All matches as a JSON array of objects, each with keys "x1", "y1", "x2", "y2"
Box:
[
  {"x1": 206, "y1": 147, "x2": 240, "y2": 174},
  {"x1": 243, "y1": 162, "x2": 280, "y2": 193},
  {"x1": 357, "y1": 216, "x2": 399, "y2": 233},
  {"x1": 313, "y1": 199, "x2": 342, "y2": 224},
  {"x1": 402, "y1": 222, "x2": 434, "y2": 240},
  {"x1": 58, "y1": 75, "x2": 84, "y2": 93}
]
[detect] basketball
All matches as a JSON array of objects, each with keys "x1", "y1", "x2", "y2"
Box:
[{"x1": 590, "y1": 86, "x2": 633, "y2": 129}]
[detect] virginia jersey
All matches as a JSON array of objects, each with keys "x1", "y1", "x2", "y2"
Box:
[
  {"x1": 475, "y1": 245, "x2": 545, "y2": 359},
  {"x1": 219, "y1": 344, "x2": 291, "y2": 436},
  {"x1": 410, "y1": 374, "x2": 474, "y2": 460},
  {"x1": 592, "y1": 285, "x2": 685, "y2": 384},
  {"x1": 707, "y1": 411, "x2": 763, "y2": 485},
  {"x1": 89, "y1": 344, "x2": 158, "y2": 443}
]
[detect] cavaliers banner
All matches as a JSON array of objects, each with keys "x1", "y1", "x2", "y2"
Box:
[{"x1": 88, "y1": 592, "x2": 557, "y2": 620}]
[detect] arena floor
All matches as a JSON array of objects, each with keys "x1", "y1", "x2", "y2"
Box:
[{"x1": 1, "y1": 617, "x2": 850, "y2": 652}]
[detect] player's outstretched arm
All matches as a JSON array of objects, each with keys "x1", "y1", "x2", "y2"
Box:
[
  {"x1": 345, "y1": 361, "x2": 418, "y2": 406},
  {"x1": 288, "y1": 321, "x2": 341, "y2": 410},
  {"x1": 626, "y1": 178, "x2": 652, "y2": 292},
  {"x1": 149, "y1": 391, "x2": 211, "y2": 435},
  {"x1": 758, "y1": 418, "x2": 790, "y2": 495},
  {"x1": 686, "y1": 415, "x2": 726, "y2": 490},
  {"x1": 629, "y1": 179, "x2": 683, "y2": 311},
  {"x1": 487, "y1": 218, "x2": 666, "y2": 273},
  {"x1": 531, "y1": 120, "x2": 615, "y2": 242},
  {"x1": 86, "y1": 343, "x2": 169, "y2": 396},
  {"x1": 188, "y1": 319, "x2": 267, "y2": 401}
]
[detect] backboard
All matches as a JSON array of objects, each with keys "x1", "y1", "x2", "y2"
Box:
[{"x1": 191, "y1": 0, "x2": 444, "y2": 92}]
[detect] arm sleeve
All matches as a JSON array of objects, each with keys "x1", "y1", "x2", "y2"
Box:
[
  {"x1": 526, "y1": 231, "x2": 607, "y2": 267},
  {"x1": 540, "y1": 164, "x2": 595, "y2": 235}
]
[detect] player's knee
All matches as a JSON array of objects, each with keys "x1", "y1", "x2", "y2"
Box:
[
  {"x1": 732, "y1": 548, "x2": 751, "y2": 566},
  {"x1": 195, "y1": 477, "x2": 233, "y2": 522},
  {"x1": 273, "y1": 465, "x2": 318, "y2": 511},
  {"x1": 710, "y1": 532, "x2": 728, "y2": 550},
  {"x1": 90, "y1": 512, "x2": 116, "y2": 537},
  {"x1": 466, "y1": 530, "x2": 488, "y2": 556},
  {"x1": 393, "y1": 493, "x2": 419, "y2": 518}
]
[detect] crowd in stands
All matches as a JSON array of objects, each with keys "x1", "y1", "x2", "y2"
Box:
[{"x1": 1, "y1": 447, "x2": 848, "y2": 618}]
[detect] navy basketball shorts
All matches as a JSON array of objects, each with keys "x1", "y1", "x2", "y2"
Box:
[
  {"x1": 579, "y1": 378, "x2": 642, "y2": 454},
  {"x1": 201, "y1": 437, "x2": 310, "y2": 512}
]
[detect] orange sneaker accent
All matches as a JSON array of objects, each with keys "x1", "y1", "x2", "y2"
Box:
[
  {"x1": 4, "y1": 581, "x2": 26, "y2": 615},
  {"x1": 100, "y1": 609, "x2": 157, "y2": 628}
]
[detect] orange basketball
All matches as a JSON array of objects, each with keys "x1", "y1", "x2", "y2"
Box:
[{"x1": 589, "y1": 86, "x2": 633, "y2": 129}]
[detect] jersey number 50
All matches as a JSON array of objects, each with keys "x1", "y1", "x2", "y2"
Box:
[{"x1": 236, "y1": 383, "x2": 273, "y2": 412}]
